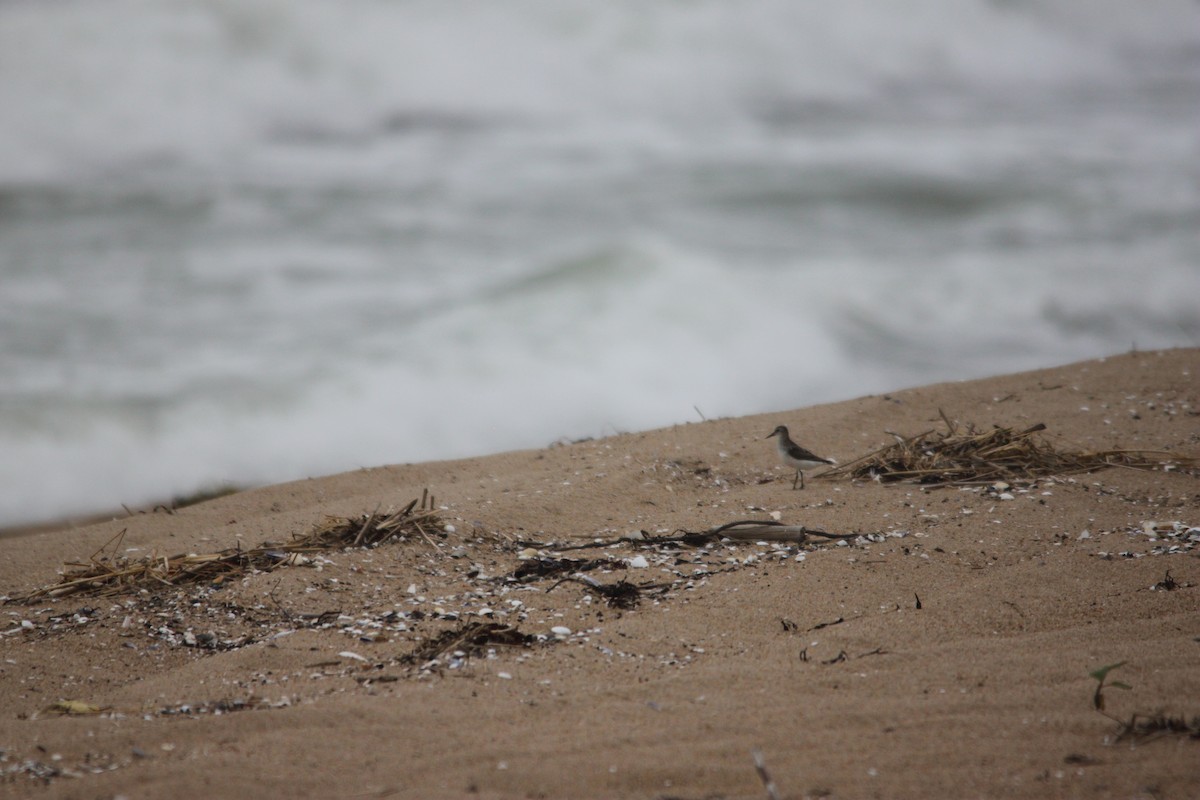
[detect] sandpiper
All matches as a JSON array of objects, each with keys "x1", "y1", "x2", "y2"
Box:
[{"x1": 765, "y1": 425, "x2": 834, "y2": 489}]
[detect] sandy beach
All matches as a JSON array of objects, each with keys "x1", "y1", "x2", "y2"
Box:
[{"x1": 2, "y1": 349, "x2": 1197, "y2": 799}]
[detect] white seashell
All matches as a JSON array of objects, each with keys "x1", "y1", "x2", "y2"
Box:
[
  {"x1": 627, "y1": 555, "x2": 650, "y2": 569},
  {"x1": 338, "y1": 651, "x2": 368, "y2": 662},
  {"x1": 550, "y1": 626, "x2": 572, "y2": 637}
]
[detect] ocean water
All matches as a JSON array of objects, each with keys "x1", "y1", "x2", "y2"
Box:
[{"x1": 1, "y1": 0, "x2": 1198, "y2": 527}]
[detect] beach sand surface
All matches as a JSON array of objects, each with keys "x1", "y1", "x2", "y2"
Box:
[{"x1": 2, "y1": 349, "x2": 1198, "y2": 799}]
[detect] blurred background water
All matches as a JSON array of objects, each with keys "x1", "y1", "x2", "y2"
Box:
[{"x1": 1, "y1": 0, "x2": 1198, "y2": 526}]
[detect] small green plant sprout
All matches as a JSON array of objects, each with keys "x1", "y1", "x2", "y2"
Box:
[{"x1": 1089, "y1": 661, "x2": 1132, "y2": 712}]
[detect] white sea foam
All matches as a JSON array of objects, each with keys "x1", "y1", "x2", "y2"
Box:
[{"x1": 0, "y1": 0, "x2": 1197, "y2": 525}]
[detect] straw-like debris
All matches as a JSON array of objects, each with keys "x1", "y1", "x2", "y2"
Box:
[
  {"x1": 398, "y1": 621, "x2": 537, "y2": 666},
  {"x1": 521, "y1": 520, "x2": 863, "y2": 553},
  {"x1": 664, "y1": 519, "x2": 861, "y2": 546},
  {"x1": 822, "y1": 415, "x2": 1198, "y2": 487},
  {"x1": 5, "y1": 497, "x2": 442, "y2": 604}
]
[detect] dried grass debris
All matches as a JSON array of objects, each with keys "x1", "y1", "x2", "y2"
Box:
[
  {"x1": 822, "y1": 416, "x2": 1198, "y2": 487},
  {"x1": 5, "y1": 497, "x2": 442, "y2": 604}
]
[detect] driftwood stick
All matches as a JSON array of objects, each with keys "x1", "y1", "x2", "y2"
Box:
[
  {"x1": 518, "y1": 519, "x2": 868, "y2": 552},
  {"x1": 751, "y1": 749, "x2": 781, "y2": 800}
]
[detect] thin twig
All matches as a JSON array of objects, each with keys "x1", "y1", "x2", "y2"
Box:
[{"x1": 751, "y1": 749, "x2": 781, "y2": 800}]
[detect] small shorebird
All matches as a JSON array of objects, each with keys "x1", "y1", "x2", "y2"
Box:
[{"x1": 765, "y1": 425, "x2": 834, "y2": 489}]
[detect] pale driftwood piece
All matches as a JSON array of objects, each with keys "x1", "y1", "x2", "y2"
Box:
[
  {"x1": 751, "y1": 749, "x2": 782, "y2": 800},
  {"x1": 715, "y1": 525, "x2": 812, "y2": 543}
]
